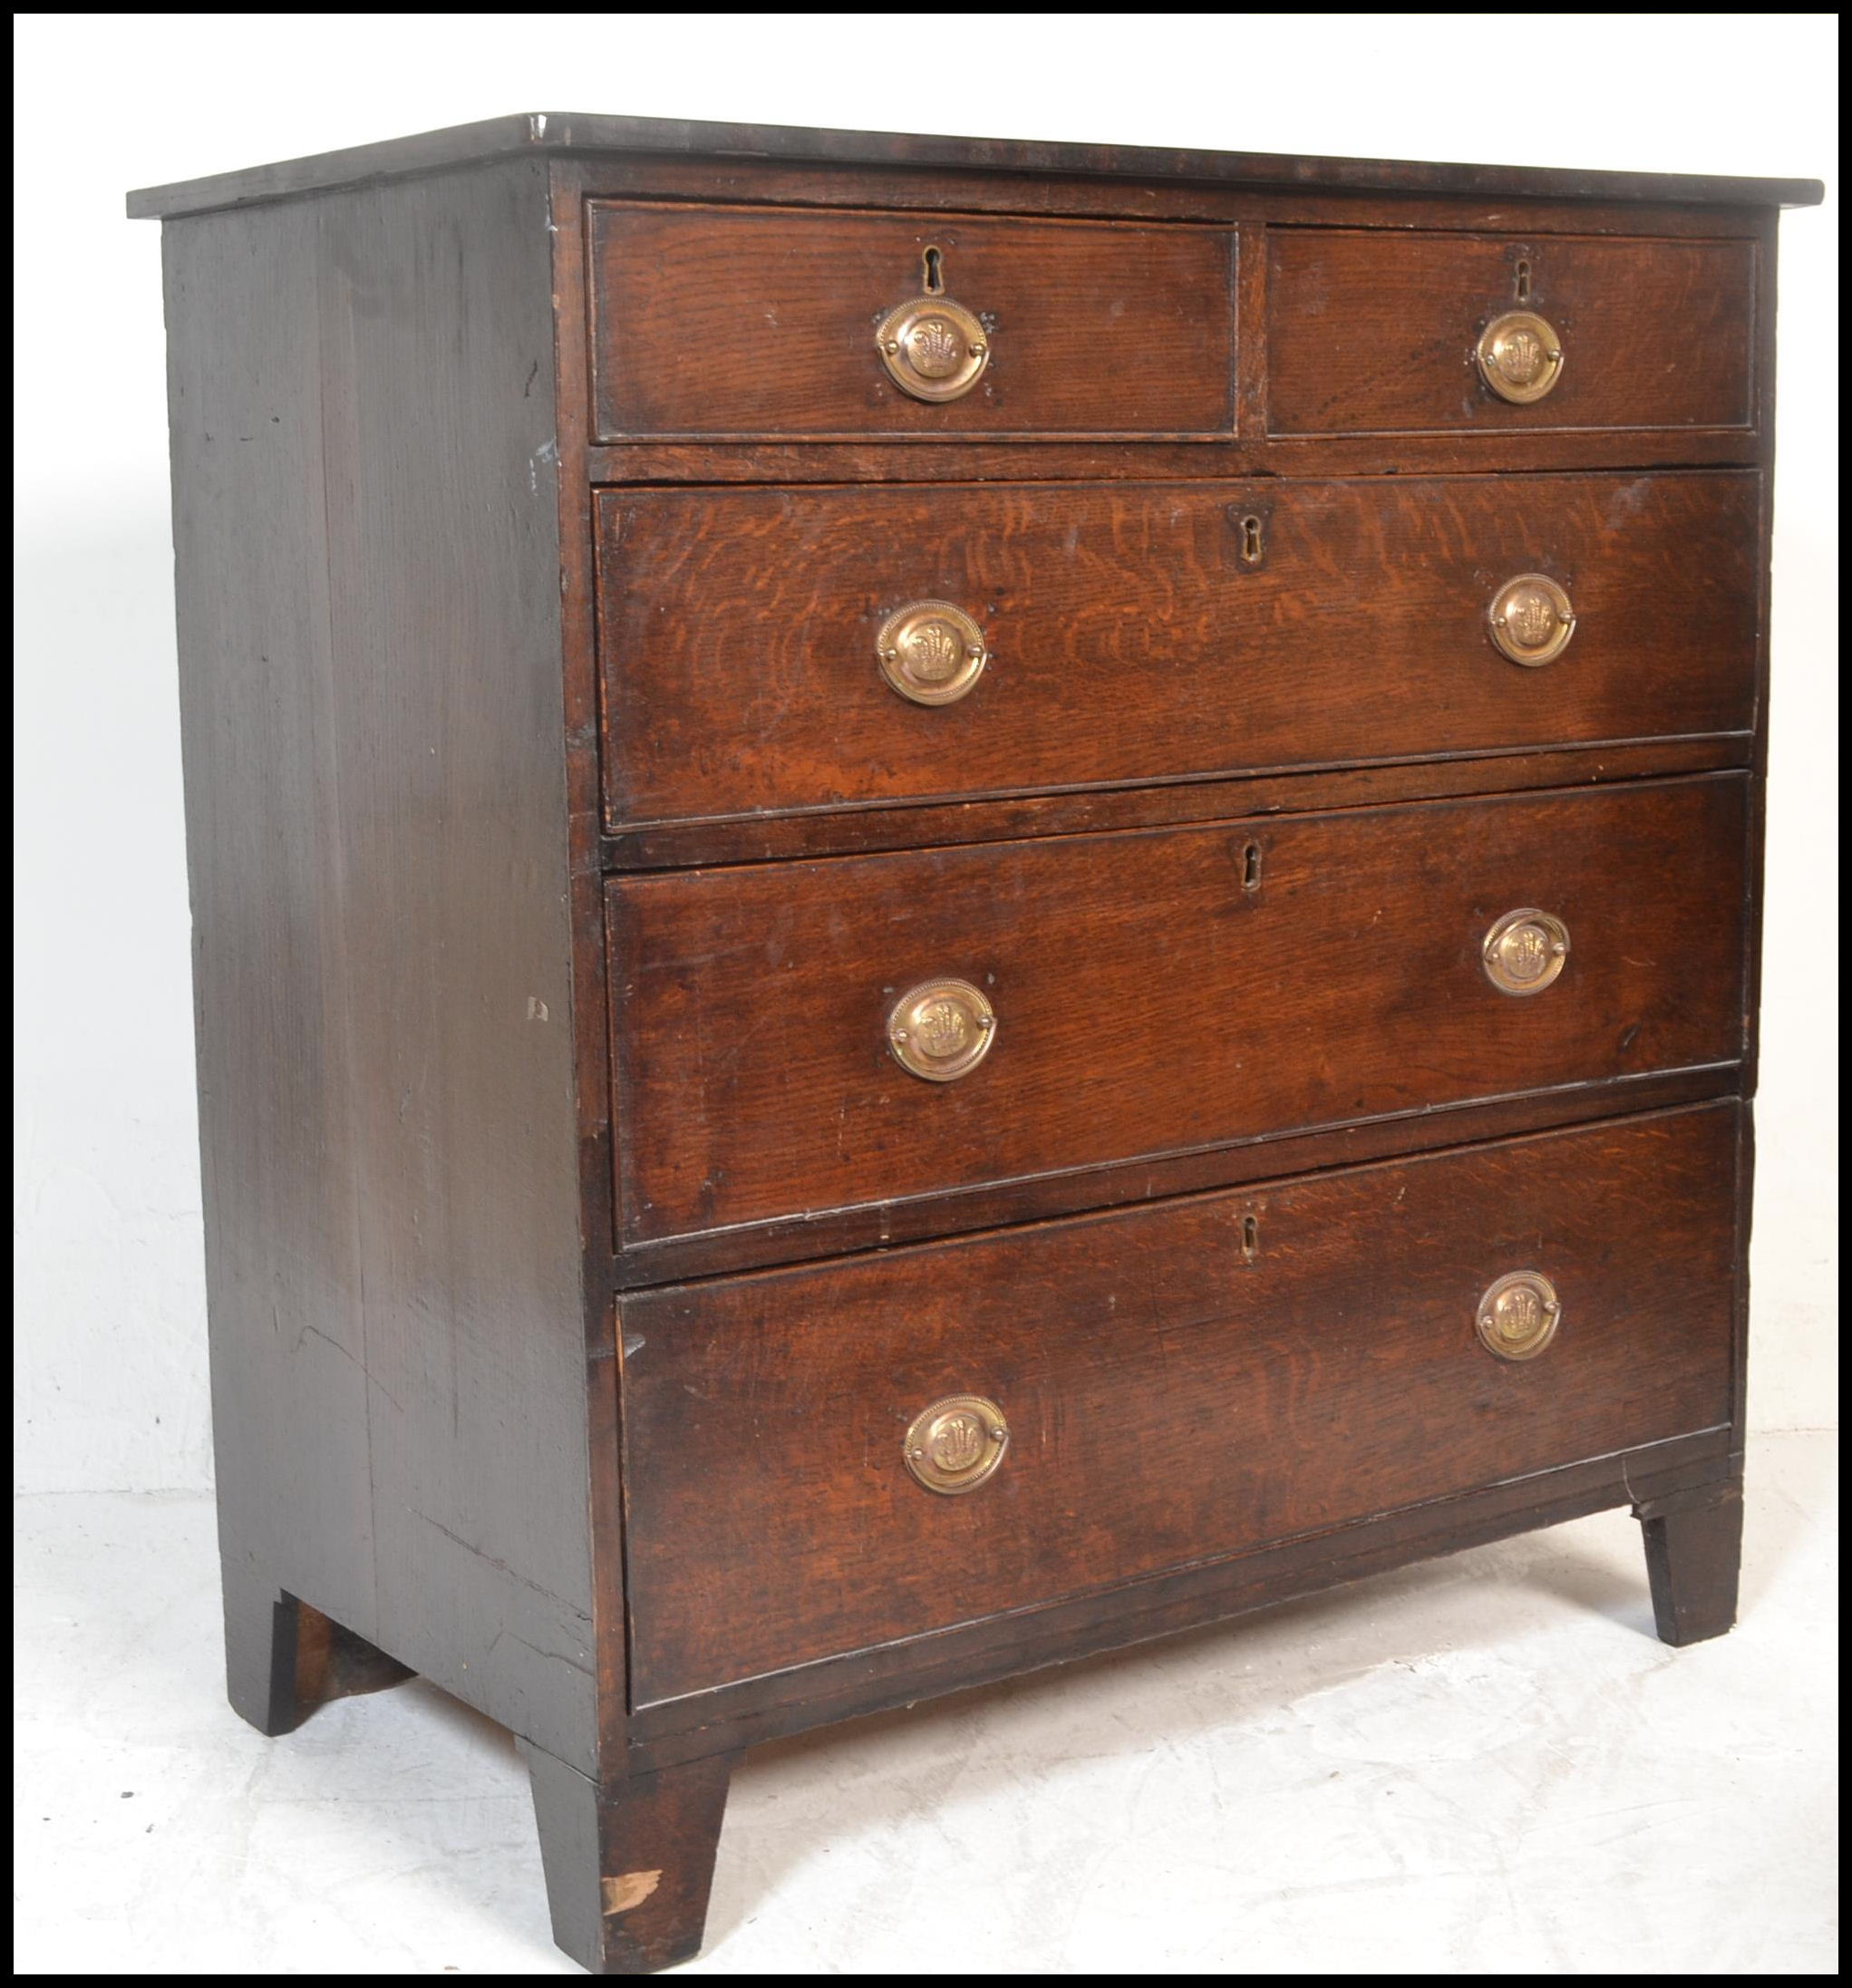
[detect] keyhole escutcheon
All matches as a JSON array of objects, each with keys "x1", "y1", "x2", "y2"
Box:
[{"x1": 922, "y1": 245, "x2": 945, "y2": 295}]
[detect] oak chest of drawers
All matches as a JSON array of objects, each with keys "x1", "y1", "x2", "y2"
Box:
[{"x1": 131, "y1": 116, "x2": 1821, "y2": 1973}]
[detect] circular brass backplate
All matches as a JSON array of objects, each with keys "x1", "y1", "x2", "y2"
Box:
[
  {"x1": 1488, "y1": 573, "x2": 1576, "y2": 667},
  {"x1": 877, "y1": 600, "x2": 989, "y2": 706},
  {"x1": 875, "y1": 295, "x2": 989, "y2": 402},
  {"x1": 1477, "y1": 1269, "x2": 1562, "y2": 1362},
  {"x1": 904, "y1": 1394, "x2": 1010, "y2": 1494},
  {"x1": 1477, "y1": 309, "x2": 1565, "y2": 404},
  {"x1": 1482, "y1": 907, "x2": 1571, "y2": 996},
  {"x1": 887, "y1": 978, "x2": 996, "y2": 1082}
]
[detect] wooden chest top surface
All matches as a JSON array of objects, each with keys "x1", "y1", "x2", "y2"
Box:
[{"x1": 127, "y1": 110, "x2": 1826, "y2": 218}]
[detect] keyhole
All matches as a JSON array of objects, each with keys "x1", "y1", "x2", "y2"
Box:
[
  {"x1": 1241, "y1": 1214, "x2": 1260, "y2": 1262},
  {"x1": 922, "y1": 245, "x2": 945, "y2": 296},
  {"x1": 1242, "y1": 841, "x2": 1263, "y2": 892},
  {"x1": 1240, "y1": 514, "x2": 1264, "y2": 566},
  {"x1": 1514, "y1": 257, "x2": 1533, "y2": 304}
]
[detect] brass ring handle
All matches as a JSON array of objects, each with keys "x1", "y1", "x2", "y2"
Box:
[
  {"x1": 1477, "y1": 309, "x2": 1565, "y2": 404},
  {"x1": 876, "y1": 249, "x2": 990, "y2": 402},
  {"x1": 1488, "y1": 573, "x2": 1576, "y2": 667},
  {"x1": 877, "y1": 601, "x2": 989, "y2": 706},
  {"x1": 887, "y1": 978, "x2": 996, "y2": 1081},
  {"x1": 877, "y1": 296, "x2": 989, "y2": 402},
  {"x1": 1477, "y1": 1270, "x2": 1562, "y2": 1362},
  {"x1": 904, "y1": 1394, "x2": 1010, "y2": 1494},
  {"x1": 1482, "y1": 908, "x2": 1571, "y2": 996}
]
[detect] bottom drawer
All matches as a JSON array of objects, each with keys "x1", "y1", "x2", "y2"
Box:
[{"x1": 621, "y1": 1104, "x2": 1739, "y2": 1706}]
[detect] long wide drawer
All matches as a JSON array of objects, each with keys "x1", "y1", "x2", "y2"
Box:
[
  {"x1": 596, "y1": 472, "x2": 1759, "y2": 830},
  {"x1": 1267, "y1": 229, "x2": 1756, "y2": 436},
  {"x1": 588, "y1": 203, "x2": 1236, "y2": 441},
  {"x1": 621, "y1": 1103, "x2": 1740, "y2": 1704},
  {"x1": 606, "y1": 777, "x2": 1747, "y2": 1252}
]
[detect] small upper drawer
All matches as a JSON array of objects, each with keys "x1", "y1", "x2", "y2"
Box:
[
  {"x1": 596, "y1": 471, "x2": 1759, "y2": 830},
  {"x1": 587, "y1": 202, "x2": 1236, "y2": 440},
  {"x1": 1267, "y1": 230, "x2": 1756, "y2": 436}
]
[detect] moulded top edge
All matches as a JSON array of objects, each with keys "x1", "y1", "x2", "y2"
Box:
[{"x1": 125, "y1": 111, "x2": 1828, "y2": 220}]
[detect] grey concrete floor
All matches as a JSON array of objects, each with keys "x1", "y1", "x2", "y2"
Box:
[{"x1": 14, "y1": 1430, "x2": 1837, "y2": 1973}]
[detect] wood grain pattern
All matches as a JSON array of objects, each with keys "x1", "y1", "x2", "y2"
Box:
[
  {"x1": 621, "y1": 1105, "x2": 1739, "y2": 1702},
  {"x1": 162, "y1": 160, "x2": 599, "y2": 1774},
  {"x1": 588, "y1": 203, "x2": 1235, "y2": 439},
  {"x1": 585, "y1": 427, "x2": 1767, "y2": 484},
  {"x1": 601, "y1": 739, "x2": 1750, "y2": 872},
  {"x1": 606, "y1": 776, "x2": 1747, "y2": 1253},
  {"x1": 629, "y1": 1424, "x2": 1734, "y2": 1765},
  {"x1": 1268, "y1": 230, "x2": 1756, "y2": 435},
  {"x1": 610, "y1": 1068, "x2": 1739, "y2": 1289},
  {"x1": 596, "y1": 472, "x2": 1760, "y2": 829}
]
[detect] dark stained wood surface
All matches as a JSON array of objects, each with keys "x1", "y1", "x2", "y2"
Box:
[
  {"x1": 222, "y1": 1573, "x2": 413, "y2": 1739},
  {"x1": 523, "y1": 1740, "x2": 737, "y2": 1974},
  {"x1": 585, "y1": 428, "x2": 1768, "y2": 484},
  {"x1": 612, "y1": 1068, "x2": 1739, "y2": 1289},
  {"x1": 1268, "y1": 229, "x2": 1756, "y2": 435},
  {"x1": 1731, "y1": 208, "x2": 1779, "y2": 1451},
  {"x1": 621, "y1": 1105, "x2": 1738, "y2": 1702},
  {"x1": 602, "y1": 740, "x2": 1750, "y2": 871},
  {"x1": 125, "y1": 111, "x2": 1827, "y2": 220},
  {"x1": 1639, "y1": 1478, "x2": 1745, "y2": 1645},
  {"x1": 565, "y1": 157, "x2": 1779, "y2": 237},
  {"x1": 162, "y1": 160, "x2": 600, "y2": 1775},
  {"x1": 588, "y1": 204, "x2": 1235, "y2": 439},
  {"x1": 166, "y1": 191, "x2": 378, "y2": 1692},
  {"x1": 546, "y1": 161, "x2": 635, "y2": 1777},
  {"x1": 606, "y1": 776, "x2": 1747, "y2": 1254},
  {"x1": 626, "y1": 1423, "x2": 1734, "y2": 1764},
  {"x1": 596, "y1": 472, "x2": 1760, "y2": 829},
  {"x1": 1739, "y1": 206, "x2": 1782, "y2": 1112},
  {"x1": 141, "y1": 112, "x2": 1804, "y2": 1975}
]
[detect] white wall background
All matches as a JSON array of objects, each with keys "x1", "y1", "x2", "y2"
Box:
[{"x1": 13, "y1": 14, "x2": 1837, "y2": 1492}]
